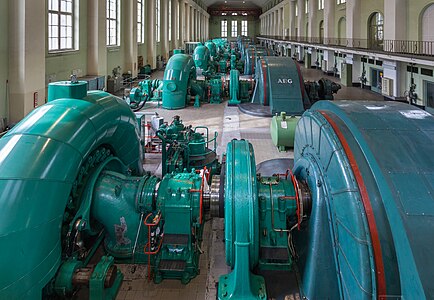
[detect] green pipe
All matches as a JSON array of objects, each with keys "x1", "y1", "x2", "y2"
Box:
[{"x1": 0, "y1": 90, "x2": 141, "y2": 298}]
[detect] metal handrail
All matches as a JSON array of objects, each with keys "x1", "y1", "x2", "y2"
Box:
[
  {"x1": 257, "y1": 35, "x2": 434, "y2": 57},
  {"x1": 190, "y1": 127, "x2": 218, "y2": 157}
]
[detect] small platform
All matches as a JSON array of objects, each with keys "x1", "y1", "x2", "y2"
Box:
[{"x1": 238, "y1": 102, "x2": 273, "y2": 117}]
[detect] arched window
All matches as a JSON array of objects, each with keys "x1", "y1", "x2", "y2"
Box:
[
  {"x1": 368, "y1": 12, "x2": 384, "y2": 50},
  {"x1": 421, "y1": 4, "x2": 434, "y2": 55}
]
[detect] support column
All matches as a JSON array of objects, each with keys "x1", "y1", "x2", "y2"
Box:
[
  {"x1": 308, "y1": 0, "x2": 317, "y2": 38},
  {"x1": 124, "y1": 0, "x2": 137, "y2": 76},
  {"x1": 88, "y1": 0, "x2": 107, "y2": 76},
  {"x1": 264, "y1": 14, "x2": 267, "y2": 35},
  {"x1": 8, "y1": 0, "x2": 45, "y2": 122},
  {"x1": 269, "y1": 14, "x2": 272, "y2": 35},
  {"x1": 171, "y1": 0, "x2": 178, "y2": 49},
  {"x1": 289, "y1": 0, "x2": 296, "y2": 37},
  {"x1": 198, "y1": 12, "x2": 202, "y2": 41},
  {"x1": 195, "y1": 9, "x2": 199, "y2": 41},
  {"x1": 384, "y1": 0, "x2": 408, "y2": 46},
  {"x1": 147, "y1": 0, "x2": 156, "y2": 68},
  {"x1": 346, "y1": 0, "x2": 361, "y2": 40},
  {"x1": 185, "y1": 3, "x2": 190, "y2": 42},
  {"x1": 380, "y1": 0, "x2": 407, "y2": 101},
  {"x1": 323, "y1": 0, "x2": 338, "y2": 77},
  {"x1": 297, "y1": 0, "x2": 305, "y2": 37},
  {"x1": 346, "y1": 0, "x2": 367, "y2": 84},
  {"x1": 264, "y1": 15, "x2": 267, "y2": 35},
  {"x1": 179, "y1": 0, "x2": 185, "y2": 45},
  {"x1": 161, "y1": 0, "x2": 169, "y2": 59},
  {"x1": 205, "y1": 16, "x2": 208, "y2": 40},
  {"x1": 273, "y1": 11, "x2": 276, "y2": 36},
  {"x1": 276, "y1": 10, "x2": 280, "y2": 37},
  {"x1": 265, "y1": 14, "x2": 271, "y2": 35},
  {"x1": 190, "y1": 6, "x2": 195, "y2": 42},
  {"x1": 191, "y1": 7, "x2": 195, "y2": 41}
]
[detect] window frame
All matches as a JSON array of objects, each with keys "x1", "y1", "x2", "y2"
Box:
[
  {"x1": 177, "y1": 1, "x2": 180, "y2": 40},
  {"x1": 241, "y1": 20, "x2": 248, "y2": 36},
  {"x1": 156, "y1": 0, "x2": 161, "y2": 42},
  {"x1": 107, "y1": 0, "x2": 120, "y2": 47},
  {"x1": 48, "y1": 0, "x2": 77, "y2": 52},
  {"x1": 221, "y1": 20, "x2": 228, "y2": 38},
  {"x1": 169, "y1": 2, "x2": 172, "y2": 41},
  {"x1": 137, "y1": 0, "x2": 144, "y2": 44},
  {"x1": 318, "y1": 0, "x2": 324, "y2": 10},
  {"x1": 231, "y1": 20, "x2": 238, "y2": 37}
]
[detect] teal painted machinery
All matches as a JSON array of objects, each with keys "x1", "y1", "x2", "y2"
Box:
[
  {"x1": 154, "y1": 52, "x2": 225, "y2": 110},
  {"x1": 218, "y1": 59, "x2": 228, "y2": 74},
  {"x1": 248, "y1": 57, "x2": 341, "y2": 116},
  {"x1": 228, "y1": 69, "x2": 241, "y2": 105},
  {"x1": 218, "y1": 140, "x2": 311, "y2": 300},
  {"x1": 304, "y1": 77, "x2": 341, "y2": 103},
  {"x1": 139, "y1": 64, "x2": 152, "y2": 76},
  {"x1": 0, "y1": 81, "x2": 212, "y2": 299},
  {"x1": 208, "y1": 77, "x2": 224, "y2": 104},
  {"x1": 128, "y1": 79, "x2": 163, "y2": 111},
  {"x1": 244, "y1": 46, "x2": 274, "y2": 75},
  {"x1": 205, "y1": 41, "x2": 217, "y2": 60},
  {"x1": 193, "y1": 43, "x2": 211, "y2": 73},
  {"x1": 156, "y1": 115, "x2": 219, "y2": 176},
  {"x1": 216, "y1": 101, "x2": 434, "y2": 299},
  {"x1": 212, "y1": 38, "x2": 229, "y2": 55},
  {"x1": 251, "y1": 56, "x2": 311, "y2": 116},
  {"x1": 229, "y1": 69, "x2": 251, "y2": 106},
  {"x1": 162, "y1": 53, "x2": 196, "y2": 110},
  {"x1": 209, "y1": 38, "x2": 231, "y2": 75}
]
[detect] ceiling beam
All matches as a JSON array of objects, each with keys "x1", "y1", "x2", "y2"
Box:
[{"x1": 208, "y1": 5, "x2": 262, "y2": 17}]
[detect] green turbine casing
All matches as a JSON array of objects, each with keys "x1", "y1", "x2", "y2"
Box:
[{"x1": 162, "y1": 54, "x2": 196, "y2": 110}]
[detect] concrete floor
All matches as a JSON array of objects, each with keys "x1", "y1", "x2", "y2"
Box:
[{"x1": 114, "y1": 65, "x2": 384, "y2": 300}]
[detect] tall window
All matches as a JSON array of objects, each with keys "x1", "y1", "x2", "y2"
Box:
[
  {"x1": 295, "y1": 4, "x2": 298, "y2": 17},
  {"x1": 107, "y1": 0, "x2": 119, "y2": 46},
  {"x1": 305, "y1": 0, "x2": 309, "y2": 14},
  {"x1": 48, "y1": 0, "x2": 76, "y2": 51},
  {"x1": 177, "y1": 1, "x2": 180, "y2": 40},
  {"x1": 369, "y1": 12, "x2": 384, "y2": 50},
  {"x1": 421, "y1": 4, "x2": 434, "y2": 55},
  {"x1": 318, "y1": 0, "x2": 324, "y2": 10},
  {"x1": 169, "y1": 3, "x2": 172, "y2": 41},
  {"x1": 156, "y1": 0, "x2": 161, "y2": 42},
  {"x1": 221, "y1": 20, "x2": 228, "y2": 37},
  {"x1": 231, "y1": 20, "x2": 238, "y2": 37},
  {"x1": 241, "y1": 20, "x2": 248, "y2": 36},
  {"x1": 337, "y1": 0, "x2": 346, "y2": 4},
  {"x1": 137, "y1": 0, "x2": 144, "y2": 43}
]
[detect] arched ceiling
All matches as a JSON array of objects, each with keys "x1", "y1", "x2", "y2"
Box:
[
  {"x1": 206, "y1": 0, "x2": 265, "y2": 17},
  {"x1": 204, "y1": 0, "x2": 266, "y2": 9}
]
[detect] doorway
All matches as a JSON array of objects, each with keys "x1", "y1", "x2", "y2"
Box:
[
  {"x1": 426, "y1": 81, "x2": 434, "y2": 114},
  {"x1": 370, "y1": 68, "x2": 383, "y2": 94}
]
